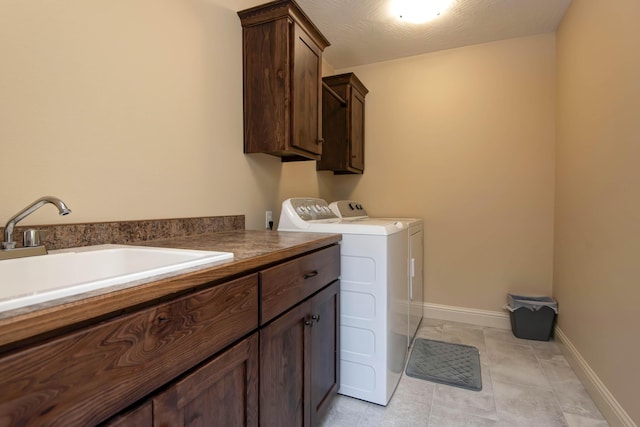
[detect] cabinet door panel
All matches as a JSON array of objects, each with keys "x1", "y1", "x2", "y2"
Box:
[
  {"x1": 320, "y1": 84, "x2": 348, "y2": 170},
  {"x1": 310, "y1": 281, "x2": 340, "y2": 426},
  {"x1": 242, "y1": 18, "x2": 290, "y2": 154},
  {"x1": 349, "y1": 91, "x2": 365, "y2": 171},
  {"x1": 292, "y1": 23, "x2": 322, "y2": 155},
  {"x1": 260, "y1": 302, "x2": 311, "y2": 427},
  {"x1": 153, "y1": 333, "x2": 259, "y2": 427}
]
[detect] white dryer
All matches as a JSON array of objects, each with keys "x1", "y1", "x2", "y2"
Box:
[
  {"x1": 278, "y1": 198, "x2": 410, "y2": 406},
  {"x1": 329, "y1": 201, "x2": 424, "y2": 347}
]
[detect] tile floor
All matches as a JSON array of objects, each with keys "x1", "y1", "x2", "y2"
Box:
[{"x1": 319, "y1": 319, "x2": 609, "y2": 427}]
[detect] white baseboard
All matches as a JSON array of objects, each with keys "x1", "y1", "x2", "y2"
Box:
[
  {"x1": 554, "y1": 326, "x2": 636, "y2": 427},
  {"x1": 423, "y1": 302, "x2": 511, "y2": 330}
]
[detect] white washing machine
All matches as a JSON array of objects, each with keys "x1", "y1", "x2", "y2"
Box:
[
  {"x1": 329, "y1": 201, "x2": 424, "y2": 347},
  {"x1": 278, "y1": 198, "x2": 410, "y2": 406}
]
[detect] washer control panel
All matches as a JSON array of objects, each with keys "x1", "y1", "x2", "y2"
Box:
[
  {"x1": 329, "y1": 200, "x2": 368, "y2": 219},
  {"x1": 288, "y1": 198, "x2": 337, "y2": 221}
]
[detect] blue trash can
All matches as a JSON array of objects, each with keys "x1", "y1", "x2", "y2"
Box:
[{"x1": 505, "y1": 294, "x2": 558, "y2": 341}]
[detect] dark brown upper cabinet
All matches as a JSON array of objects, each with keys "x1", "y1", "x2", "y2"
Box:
[
  {"x1": 238, "y1": 0, "x2": 330, "y2": 161},
  {"x1": 317, "y1": 73, "x2": 368, "y2": 174}
]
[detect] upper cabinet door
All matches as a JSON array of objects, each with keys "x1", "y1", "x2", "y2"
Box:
[
  {"x1": 238, "y1": 1, "x2": 330, "y2": 161},
  {"x1": 292, "y1": 23, "x2": 323, "y2": 156},
  {"x1": 349, "y1": 88, "x2": 366, "y2": 171}
]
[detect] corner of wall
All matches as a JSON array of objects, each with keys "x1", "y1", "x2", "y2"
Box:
[{"x1": 554, "y1": 326, "x2": 637, "y2": 427}]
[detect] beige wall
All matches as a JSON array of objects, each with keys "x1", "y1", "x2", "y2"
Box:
[
  {"x1": 555, "y1": 0, "x2": 640, "y2": 424},
  {"x1": 0, "y1": 0, "x2": 324, "y2": 230},
  {"x1": 1, "y1": 2, "x2": 556, "y2": 312},
  {"x1": 330, "y1": 34, "x2": 557, "y2": 311}
]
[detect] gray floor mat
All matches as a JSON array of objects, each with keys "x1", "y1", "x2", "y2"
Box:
[{"x1": 405, "y1": 338, "x2": 482, "y2": 391}]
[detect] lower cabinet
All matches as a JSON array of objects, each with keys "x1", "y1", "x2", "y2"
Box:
[
  {"x1": 104, "y1": 333, "x2": 259, "y2": 427},
  {"x1": 1, "y1": 244, "x2": 340, "y2": 427},
  {"x1": 260, "y1": 280, "x2": 340, "y2": 427},
  {"x1": 153, "y1": 332, "x2": 259, "y2": 427},
  {"x1": 102, "y1": 245, "x2": 340, "y2": 427},
  {"x1": 106, "y1": 280, "x2": 339, "y2": 427}
]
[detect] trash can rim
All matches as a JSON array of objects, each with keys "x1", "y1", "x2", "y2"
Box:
[{"x1": 506, "y1": 294, "x2": 558, "y2": 313}]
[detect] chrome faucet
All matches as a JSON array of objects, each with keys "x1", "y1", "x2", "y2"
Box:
[{"x1": 2, "y1": 196, "x2": 71, "y2": 250}]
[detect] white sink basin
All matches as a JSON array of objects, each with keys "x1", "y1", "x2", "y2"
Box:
[{"x1": 0, "y1": 244, "x2": 234, "y2": 313}]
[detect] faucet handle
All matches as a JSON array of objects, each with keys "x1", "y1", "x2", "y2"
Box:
[
  {"x1": 1, "y1": 241, "x2": 16, "y2": 250},
  {"x1": 23, "y1": 229, "x2": 42, "y2": 247}
]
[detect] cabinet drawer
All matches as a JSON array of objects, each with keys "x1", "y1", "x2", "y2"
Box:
[
  {"x1": 0, "y1": 274, "x2": 258, "y2": 427},
  {"x1": 261, "y1": 245, "x2": 340, "y2": 324}
]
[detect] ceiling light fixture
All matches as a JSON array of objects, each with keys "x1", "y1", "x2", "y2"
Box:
[{"x1": 392, "y1": 0, "x2": 454, "y2": 23}]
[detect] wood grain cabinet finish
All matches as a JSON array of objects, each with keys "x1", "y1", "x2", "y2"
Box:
[
  {"x1": 104, "y1": 334, "x2": 259, "y2": 427},
  {"x1": 238, "y1": 0, "x2": 330, "y2": 161},
  {"x1": 260, "y1": 280, "x2": 340, "y2": 427},
  {"x1": 309, "y1": 280, "x2": 340, "y2": 423},
  {"x1": 152, "y1": 332, "x2": 259, "y2": 427},
  {"x1": 260, "y1": 244, "x2": 340, "y2": 324},
  {"x1": 104, "y1": 246, "x2": 340, "y2": 427},
  {"x1": 0, "y1": 274, "x2": 258, "y2": 427},
  {"x1": 103, "y1": 402, "x2": 153, "y2": 427},
  {"x1": 318, "y1": 73, "x2": 369, "y2": 174}
]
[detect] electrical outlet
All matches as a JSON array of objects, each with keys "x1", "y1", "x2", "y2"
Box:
[{"x1": 265, "y1": 210, "x2": 273, "y2": 230}]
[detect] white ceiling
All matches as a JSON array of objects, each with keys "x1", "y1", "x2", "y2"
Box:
[{"x1": 217, "y1": 0, "x2": 572, "y2": 69}]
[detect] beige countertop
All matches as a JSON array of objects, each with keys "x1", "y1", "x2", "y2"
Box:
[{"x1": 0, "y1": 230, "x2": 341, "y2": 350}]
